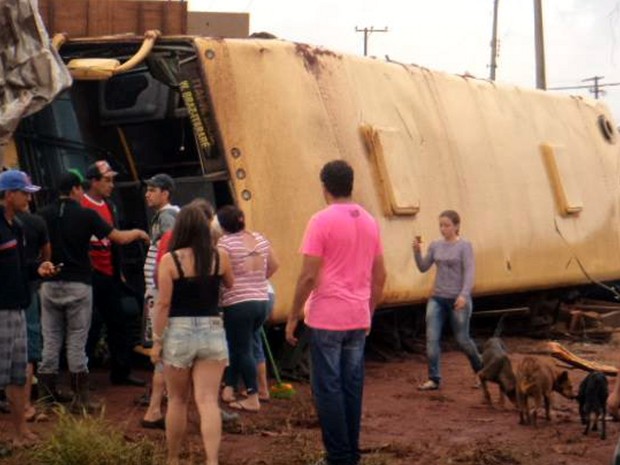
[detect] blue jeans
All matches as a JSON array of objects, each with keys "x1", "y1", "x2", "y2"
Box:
[
  {"x1": 223, "y1": 300, "x2": 268, "y2": 394},
  {"x1": 310, "y1": 328, "x2": 366, "y2": 465},
  {"x1": 425, "y1": 296, "x2": 482, "y2": 384},
  {"x1": 252, "y1": 292, "x2": 274, "y2": 364}
]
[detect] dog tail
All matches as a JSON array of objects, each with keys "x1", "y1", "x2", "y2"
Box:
[{"x1": 493, "y1": 314, "x2": 507, "y2": 338}]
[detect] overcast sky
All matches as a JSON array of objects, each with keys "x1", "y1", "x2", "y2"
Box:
[{"x1": 190, "y1": 0, "x2": 620, "y2": 122}]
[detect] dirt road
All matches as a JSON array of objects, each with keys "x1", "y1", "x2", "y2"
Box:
[{"x1": 1, "y1": 336, "x2": 618, "y2": 464}]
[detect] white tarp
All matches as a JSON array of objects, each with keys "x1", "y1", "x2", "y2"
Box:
[{"x1": 0, "y1": 0, "x2": 72, "y2": 165}]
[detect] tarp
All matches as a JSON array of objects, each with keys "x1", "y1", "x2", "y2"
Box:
[{"x1": 0, "y1": 0, "x2": 71, "y2": 166}]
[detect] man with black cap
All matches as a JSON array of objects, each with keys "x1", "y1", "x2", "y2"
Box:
[
  {"x1": 38, "y1": 172, "x2": 149, "y2": 411},
  {"x1": 82, "y1": 160, "x2": 149, "y2": 386},
  {"x1": 0, "y1": 170, "x2": 57, "y2": 446},
  {"x1": 141, "y1": 173, "x2": 179, "y2": 429}
]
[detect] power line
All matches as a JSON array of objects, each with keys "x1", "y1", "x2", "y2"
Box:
[
  {"x1": 354, "y1": 26, "x2": 388, "y2": 57},
  {"x1": 549, "y1": 76, "x2": 620, "y2": 99}
]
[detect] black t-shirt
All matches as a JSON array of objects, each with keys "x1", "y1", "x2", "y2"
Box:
[
  {"x1": 38, "y1": 198, "x2": 113, "y2": 284},
  {"x1": 0, "y1": 206, "x2": 32, "y2": 309},
  {"x1": 16, "y1": 212, "x2": 49, "y2": 266}
]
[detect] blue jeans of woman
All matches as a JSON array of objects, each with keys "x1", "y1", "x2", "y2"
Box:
[
  {"x1": 310, "y1": 328, "x2": 366, "y2": 465},
  {"x1": 223, "y1": 300, "x2": 268, "y2": 394},
  {"x1": 425, "y1": 296, "x2": 482, "y2": 384},
  {"x1": 252, "y1": 292, "x2": 274, "y2": 364}
]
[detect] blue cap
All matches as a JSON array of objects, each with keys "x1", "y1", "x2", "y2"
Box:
[{"x1": 0, "y1": 170, "x2": 41, "y2": 193}]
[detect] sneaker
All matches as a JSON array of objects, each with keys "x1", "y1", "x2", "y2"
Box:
[{"x1": 417, "y1": 380, "x2": 439, "y2": 391}]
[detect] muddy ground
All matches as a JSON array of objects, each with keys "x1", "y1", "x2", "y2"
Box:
[{"x1": 1, "y1": 335, "x2": 619, "y2": 465}]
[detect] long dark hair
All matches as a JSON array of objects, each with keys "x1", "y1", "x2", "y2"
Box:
[{"x1": 169, "y1": 204, "x2": 213, "y2": 279}]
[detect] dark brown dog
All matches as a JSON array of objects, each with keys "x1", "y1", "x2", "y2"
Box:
[
  {"x1": 478, "y1": 337, "x2": 517, "y2": 407},
  {"x1": 577, "y1": 371, "x2": 608, "y2": 440},
  {"x1": 516, "y1": 356, "x2": 573, "y2": 426}
]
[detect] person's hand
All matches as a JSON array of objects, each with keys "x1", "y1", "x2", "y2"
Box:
[
  {"x1": 454, "y1": 295, "x2": 467, "y2": 311},
  {"x1": 285, "y1": 318, "x2": 299, "y2": 346},
  {"x1": 150, "y1": 342, "x2": 162, "y2": 365},
  {"x1": 137, "y1": 230, "x2": 150, "y2": 244},
  {"x1": 38, "y1": 261, "x2": 58, "y2": 278},
  {"x1": 412, "y1": 236, "x2": 422, "y2": 253}
]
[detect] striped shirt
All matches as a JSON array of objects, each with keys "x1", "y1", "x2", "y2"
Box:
[
  {"x1": 144, "y1": 205, "x2": 179, "y2": 289},
  {"x1": 218, "y1": 231, "x2": 270, "y2": 307}
]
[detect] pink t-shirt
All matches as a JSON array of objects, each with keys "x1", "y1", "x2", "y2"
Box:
[{"x1": 301, "y1": 203, "x2": 383, "y2": 330}]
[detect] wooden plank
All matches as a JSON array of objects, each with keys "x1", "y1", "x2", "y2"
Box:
[
  {"x1": 56, "y1": 0, "x2": 89, "y2": 36},
  {"x1": 88, "y1": 0, "x2": 111, "y2": 37},
  {"x1": 111, "y1": 0, "x2": 141, "y2": 35},
  {"x1": 163, "y1": 2, "x2": 187, "y2": 35},
  {"x1": 38, "y1": 0, "x2": 51, "y2": 32},
  {"x1": 140, "y1": 3, "x2": 165, "y2": 32},
  {"x1": 38, "y1": 0, "x2": 187, "y2": 37}
]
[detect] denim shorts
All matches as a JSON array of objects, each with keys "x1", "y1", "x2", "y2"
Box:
[{"x1": 163, "y1": 317, "x2": 228, "y2": 369}]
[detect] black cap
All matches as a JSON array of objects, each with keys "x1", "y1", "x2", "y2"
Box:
[
  {"x1": 85, "y1": 160, "x2": 118, "y2": 179},
  {"x1": 145, "y1": 173, "x2": 175, "y2": 192}
]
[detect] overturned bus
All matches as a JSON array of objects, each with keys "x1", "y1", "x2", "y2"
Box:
[{"x1": 7, "y1": 32, "x2": 620, "y2": 322}]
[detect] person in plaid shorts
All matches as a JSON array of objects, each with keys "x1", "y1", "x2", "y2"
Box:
[{"x1": 0, "y1": 170, "x2": 56, "y2": 446}]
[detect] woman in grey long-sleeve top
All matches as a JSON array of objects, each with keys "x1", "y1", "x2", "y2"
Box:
[{"x1": 413, "y1": 210, "x2": 482, "y2": 391}]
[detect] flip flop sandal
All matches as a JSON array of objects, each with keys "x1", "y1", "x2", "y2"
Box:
[{"x1": 229, "y1": 401, "x2": 259, "y2": 413}]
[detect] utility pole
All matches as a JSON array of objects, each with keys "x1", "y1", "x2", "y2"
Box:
[
  {"x1": 533, "y1": 0, "x2": 547, "y2": 89},
  {"x1": 549, "y1": 76, "x2": 620, "y2": 99},
  {"x1": 583, "y1": 76, "x2": 605, "y2": 99},
  {"x1": 355, "y1": 26, "x2": 388, "y2": 57},
  {"x1": 489, "y1": 0, "x2": 500, "y2": 80}
]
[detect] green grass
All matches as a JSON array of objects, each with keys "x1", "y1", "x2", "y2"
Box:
[{"x1": 26, "y1": 408, "x2": 164, "y2": 465}]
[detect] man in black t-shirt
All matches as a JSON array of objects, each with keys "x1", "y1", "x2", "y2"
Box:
[
  {"x1": 15, "y1": 210, "x2": 51, "y2": 420},
  {"x1": 0, "y1": 170, "x2": 56, "y2": 446},
  {"x1": 38, "y1": 172, "x2": 148, "y2": 412}
]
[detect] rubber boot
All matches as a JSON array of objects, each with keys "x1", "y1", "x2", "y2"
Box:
[
  {"x1": 70, "y1": 372, "x2": 102, "y2": 414},
  {"x1": 38, "y1": 373, "x2": 74, "y2": 404},
  {"x1": 37, "y1": 373, "x2": 57, "y2": 405}
]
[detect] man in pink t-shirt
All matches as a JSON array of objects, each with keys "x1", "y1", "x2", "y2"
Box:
[{"x1": 286, "y1": 160, "x2": 386, "y2": 465}]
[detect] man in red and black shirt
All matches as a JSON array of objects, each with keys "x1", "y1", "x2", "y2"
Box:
[{"x1": 82, "y1": 161, "x2": 149, "y2": 386}]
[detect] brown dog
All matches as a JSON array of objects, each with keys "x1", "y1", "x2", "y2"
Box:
[
  {"x1": 516, "y1": 356, "x2": 573, "y2": 426},
  {"x1": 478, "y1": 337, "x2": 517, "y2": 407}
]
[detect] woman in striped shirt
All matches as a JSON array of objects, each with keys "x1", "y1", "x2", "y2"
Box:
[{"x1": 217, "y1": 206, "x2": 278, "y2": 412}]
